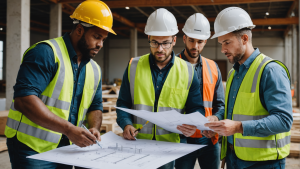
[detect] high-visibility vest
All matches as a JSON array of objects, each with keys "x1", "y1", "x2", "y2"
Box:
[
  {"x1": 128, "y1": 53, "x2": 194, "y2": 143},
  {"x1": 222, "y1": 53, "x2": 291, "y2": 161},
  {"x1": 5, "y1": 37, "x2": 101, "y2": 153},
  {"x1": 179, "y1": 54, "x2": 219, "y2": 145}
]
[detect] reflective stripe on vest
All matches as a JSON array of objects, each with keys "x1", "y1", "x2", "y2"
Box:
[
  {"x1": 5, "y1": 37, "x2": 101, "y2": 153},
  {"x1": 6, "y1": 118, "x2": 61, "y2": 143},
  {"x1": 129, "y1": 54, "x2": 193, "y2": 142},
  {"x1": 179, "y1": 54, "x2": 219, "y2": 144},
  {"x1": 222, "y1": 53, "x2": 291, "y2": 161}
]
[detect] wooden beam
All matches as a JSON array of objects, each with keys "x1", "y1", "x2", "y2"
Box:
[
  {"x1": 62, "y1": 3, "x2": 75, "y2": 15},
  {"x1": 54, "y1": 0, "x2": 295, "y2": 8},
  {"x1": 172, "y1": 6, "x2": 188, "y2": 19},
  {"x1": 190, "y1": 5, "x2": 206, "y2": 16},
  {"x1": 253, "y1": 17, "x2": 298, "y2": 25},
  {"x1": 286, "y1": 0, "x2": 297, "y2": 17},
  {"x1": 112, "y1": 12, "x2": 144, "y2": 33},
  {"x1": 115, "y1": 31, "x2": 130, "y2": 38},
  {"x1": 134, "y1": 7, "x2": 149, "y2": 17},
  {"x1": 30, "y1": 20, "x2": 49, "y2": 27},
  {"x1": 0, "y1": 22, "x2": 49, "y2": 34},
  {"x1": 252, "y1": 28, "x2": 285, "y2": 31}
]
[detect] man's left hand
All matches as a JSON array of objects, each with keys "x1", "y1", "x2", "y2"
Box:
[
  {"x1": 204, "y1": 119, "x2": 243, "y2": 136},
  {"x1": 177, "y1": 124, "x2": 197, "y2": 137},
  {"x1": 89, "y1": 128, "x2": 101, "y2": 142}
]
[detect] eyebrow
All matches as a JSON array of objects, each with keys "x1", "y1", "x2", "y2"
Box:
[
  {"x1": 219, "y1": 39, "x2": 229, "y2": 44},
  {"x1": 151, "y1": 39, "x2": 172, "y2": 43}
]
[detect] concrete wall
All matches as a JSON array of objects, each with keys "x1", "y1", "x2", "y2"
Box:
[{"x1": 104, "y1": 36, "x2": 285, "y2": 83}]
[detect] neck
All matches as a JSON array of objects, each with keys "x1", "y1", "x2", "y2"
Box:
[
  {"x1": 69, "y1": 32, "x2": 82, "y2": 66},
  {"x1": 238, "y1": 44, "x2": 255, "y2": 65},
  {"x1": 184, "y1": 49, "x2": 199, "y2": 64},
  {"x1": 155, "y1": 54, "x2": 172, "y2": 70}
]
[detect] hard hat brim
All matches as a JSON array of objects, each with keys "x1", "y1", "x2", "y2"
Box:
[
  {"x1": 145, "y1": 30, "x2": 179, "y2": 36},
  {"x1": 210, "y1": 31, "x2": 230, "y2": 39},
  {"x1": 184, "y1": 32, "x2": 210, "y2": 40}
]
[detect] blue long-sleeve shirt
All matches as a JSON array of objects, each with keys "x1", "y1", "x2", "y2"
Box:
[
  {"x1": 13, "y1": 33, "x2": 103, "y2": 126},
  {"x1": 116, "y1": 52, "x2": 206, "y2": 132},
  {"x1": 218, "y1": 48, "x2": 293, "y2": 144},
  {"x1": 177, "y1": 50, "x2": 225, "y2": 145}
]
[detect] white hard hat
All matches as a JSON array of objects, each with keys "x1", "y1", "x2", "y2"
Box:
[
  {"x1": 144, "y1": 8, "x2": 179, "y2": 36},
  {"x1": 182, "y1": 13, "x2": 211, "y2": 40},
  {"x1": 211, "y1": 7, "x2": 255, "y2": 39}
]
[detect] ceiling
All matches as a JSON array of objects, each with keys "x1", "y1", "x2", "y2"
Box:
[{"x1": 0, "y1": 0, "x2": 299, "y2": 38}]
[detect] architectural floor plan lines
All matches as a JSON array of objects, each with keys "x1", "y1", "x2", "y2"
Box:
[{"x1": 28, "y1": 132, "x2": 206, "y2": 169}]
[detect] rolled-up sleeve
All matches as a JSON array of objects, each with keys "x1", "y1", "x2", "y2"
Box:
[
  {"x1": 13, "y1": 43, "x2": 57, "y2": 99},
  {"x1": 242, "y1": 62, "x2": 293, "y2": 137},
  {"x1": 116, "y1": 65, "x2": 133, "y2": 130}
]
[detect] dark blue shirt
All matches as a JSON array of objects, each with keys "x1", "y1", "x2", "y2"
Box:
[
  {"x1": 220, "y1": 48, "x2": 293, "y2": 145},
  {"x1": 116, "y1": 52, "x2": 205, "y2": 131},
  {"x1": 177, "y1": 50, "x2": 225, "y2": 145},
  {"x1": 13, "y1": 33, "x2": 103, "y2": 125}
]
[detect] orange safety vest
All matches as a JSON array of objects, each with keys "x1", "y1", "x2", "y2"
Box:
[{"x1": 179, "y1": 54, "x2": 219, "y2": 145}]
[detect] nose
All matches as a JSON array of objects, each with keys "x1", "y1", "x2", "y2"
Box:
[
  {"x1": 157, "y1": 44, "x2": 163, "y2": 52},
  {"x1": 97, "y1": 40, "x2": 103, "y2": 49},
  {"x1": 221, "y1": 45, "x2": 227, "y2": 54}
]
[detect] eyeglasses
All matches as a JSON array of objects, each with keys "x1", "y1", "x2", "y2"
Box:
[{"x1": 148, "y1": 39, "x2": 173, "y2": 49}]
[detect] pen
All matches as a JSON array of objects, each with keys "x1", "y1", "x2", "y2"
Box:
[
  {"x1": 134, "y1": 121, "x2": 149, "y2": 133},
  {"x1": 82, "y1": 125, "x2": 102, "y2": 148}
]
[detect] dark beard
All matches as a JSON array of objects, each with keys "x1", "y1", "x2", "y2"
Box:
[
  {"x1": 185, "y1": 44, "x2": 199, "y2": 58},
  {"x1": 150, "y1": 48, "x2": 173, "y2": 63},
  {"x1": 77, "y1": 34, "x2": 98, "y2": 59}
]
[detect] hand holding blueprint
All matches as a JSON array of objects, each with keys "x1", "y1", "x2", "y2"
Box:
[{"x1": 116, "y1": 107, "x2": 212, "y2": 134}]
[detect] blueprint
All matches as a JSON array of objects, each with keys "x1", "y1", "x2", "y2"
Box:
[
  {"x1": 28, "y1": 132, "x2": 205, "y2": 169},
  {"x1": 116, "y1": 107, "x2": 212, "y2": 134}
]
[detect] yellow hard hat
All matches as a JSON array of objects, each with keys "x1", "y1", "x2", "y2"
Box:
[{"x1": 70, "y1": 0, "x2": 116, "y2": 35}]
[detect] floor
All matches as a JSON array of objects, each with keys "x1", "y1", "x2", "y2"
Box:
[{"x1": 0, "y1": 150, "x2": 299, "y2": 169}]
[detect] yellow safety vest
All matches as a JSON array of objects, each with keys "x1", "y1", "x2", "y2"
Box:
[
  {"x1": 222, "y1": 53, "x2": 291, "y2": 161},
  {"x1": 5, "y1": 37, "x2": 101, "y2": 153},
  {"x1": 128, "y1": 53, "x2": 193, "y2": 143}
]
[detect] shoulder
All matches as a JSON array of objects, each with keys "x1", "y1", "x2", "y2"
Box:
[{"x1": 23, "y1": 43, "x2": 55, "y2": 64}]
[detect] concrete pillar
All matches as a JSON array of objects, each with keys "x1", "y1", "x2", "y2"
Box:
[
  {"x1": 103, "y1": 39, "x2": 109, "y2": 84},
  {"x1": 49, "y1": 3, "x2": 62, "y2": 39},
  {"x1": 292, "y1": 25, "x2": 298, "y2": 105},
  {"x1": 130, "y1": 28, "x2": 138, "y2": 58},
  {"x1": 284, "y1": 32, "x2": 292, "y2": 74},
  {"x1": 6, "y1": 0, "x2": 30, "y2": 109}
]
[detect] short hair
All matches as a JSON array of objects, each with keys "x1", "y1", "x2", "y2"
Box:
[
  {"x1": 232, "y1": 28, "x2": 252, "y2": 43},
  {"x1": 71, "y1": 23, "x2": 92, "y2": 33}
]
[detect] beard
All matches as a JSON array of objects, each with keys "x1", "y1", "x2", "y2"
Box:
[
  {"x1": 227, "y1": 41, "x2": 245, "y2": 64},
  {"x1": 150, "y1": 48, "x2": 173, "y2": 63},
  {"x1": 185, "y1": 44, "x2": 201, "y2": 58},
  {"x1": 77, "y1": 34, "x2": 100, "y2": 59}
]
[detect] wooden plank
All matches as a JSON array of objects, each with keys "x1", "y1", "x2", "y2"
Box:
[
  {"x1": 291, "y1": 130, "x2": 300, "y2": 143},
  {"x1": 289, "y1": 143, "x2": 300, "y2": 158},
  {"x1": 0, "y1": 111, "x2": 9, "y2": 136},
  {"x1": 0, "y1": 136, "x2": 7, "y2": 152}
]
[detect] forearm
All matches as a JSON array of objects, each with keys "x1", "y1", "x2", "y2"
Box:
[
  {"x1": 242, "y1": 113, "x2": 292, "y2": 137},
  {"x1": 14, "y1": 95, "x2": 73, "y2": 135},
  {"x1": 86, "y1": 110, "x2": 102, "y2": 130}
]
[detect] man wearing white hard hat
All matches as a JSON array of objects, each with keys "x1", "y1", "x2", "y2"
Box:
[
  {"x1": 116, "y1": 8, "x2": 206, "y2": 169},
  {"x1": 174, "y1": 13, "x2": 225, "y2": 169},
  {"x1": 205, "y1": 7, "x2": 293, "y2": 169}
]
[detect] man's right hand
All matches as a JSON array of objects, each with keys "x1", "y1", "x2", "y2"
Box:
[
  {"x1": 65, "y1": 126, "x2": 97, "y2": 147},
  {"x1": 202, "y1": 115, "x2": 218, "y2": 138},
  {"x1": 123, "y1": 125, "x2": 137, "y2": 140}
]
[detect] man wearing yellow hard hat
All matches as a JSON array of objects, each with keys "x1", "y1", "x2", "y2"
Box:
[{"x1": 5, "y1": 0, "x2": 115, "y2": 168}]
